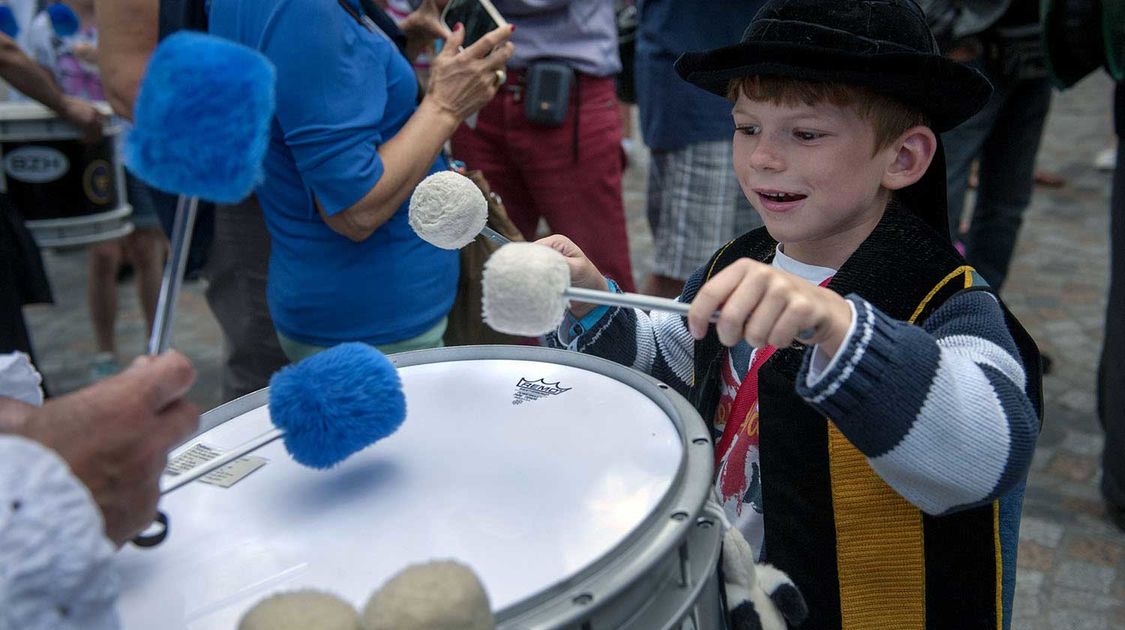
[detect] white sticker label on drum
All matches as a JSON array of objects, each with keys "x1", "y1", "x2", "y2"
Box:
[
  {"x1": 164, "y1": 443, "x2": 268, "y2": 488},
  {"x1": 165, "y1": 443, "x2": 223, "y2": 476},
  {"x1": 198, "y1": 456, "x2": 268, "y2": 488},
  {"x1": 511, "y1": 377, "x2": 572, "y2": 406},
  {"x1": 3, "y1": 146, "x2": 69, "y2": 183}
]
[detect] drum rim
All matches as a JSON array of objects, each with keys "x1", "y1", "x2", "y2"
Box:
[
  {"x1": 194, "y1": 345, "x2": 716, "y2": 627},
  {"x1": 22, "y1": 204, "x2": 133, "y2": 229}
]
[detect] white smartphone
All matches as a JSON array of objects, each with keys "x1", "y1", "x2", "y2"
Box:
[{"x1": 441, "y1": 0, "x2": 508, "y2": 48}]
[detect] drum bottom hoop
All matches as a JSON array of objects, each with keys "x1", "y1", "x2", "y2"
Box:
[
  {"x1": 500, "y1": 503, "x2": 726, "y2": 630},
  {"x1": 24, "y1": 204, "x2": 134, "y2": 248}
]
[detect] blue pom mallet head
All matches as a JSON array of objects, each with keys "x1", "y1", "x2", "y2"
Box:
[
  {"x1": 47, "y1": 3, "x2": 78, "y2": 37},
  {"x1": 126, "y1": 31, "x2": 275, "y2": 203},
  {"x1": 0, "y1": 6, "x2": 19, "y2": 38},
  {"x1": 269, "y1": 343, "x2": 407, "y2": 469},
  {"x1": 159, "y1": 344, "x2": 406, "y2": 499}
]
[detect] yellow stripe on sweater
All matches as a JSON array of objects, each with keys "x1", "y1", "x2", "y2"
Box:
[
  {"x1": 995, "y1": 500, "x2": 1003, "y2": 629},
  {"x1": 829, "y1": 264, "x2": 975, "y2": 628},
  {"x1": 829, "y1": 427, "x2": 926, "y2": 627}
]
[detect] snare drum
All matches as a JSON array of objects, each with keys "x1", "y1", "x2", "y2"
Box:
[
  {"x1": 0, "y1": 101, "x2": 131, "y2": 248},
  {"x1": 115, "y1": 346, "x2": 725, "y2": 629}
]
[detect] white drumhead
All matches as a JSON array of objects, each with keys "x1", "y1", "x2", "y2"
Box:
[{"x1": 115, "y1": 358, "x2": 684, "y2": 629}]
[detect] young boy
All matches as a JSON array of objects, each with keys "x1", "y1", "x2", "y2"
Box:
[{"x1": 541, "y1": 1, "x2": 1042, "y2": 628}]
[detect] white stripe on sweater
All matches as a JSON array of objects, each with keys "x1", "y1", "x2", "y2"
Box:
[
  {"x1": 937, "y1": 334, "x2": 1026, "y2": 390},
  {"x1": 652, "y1": 309, "x2": 696, "y2": 386},
  {"x1": 869, "y1": 347, "x2": 1011, "y2": 514},
  {"x1": 633, "y1": 311, "x2": 656, "y2": 375},
  {"x1": 808, "y1": 300, "x2": 875, "y2": 404}
]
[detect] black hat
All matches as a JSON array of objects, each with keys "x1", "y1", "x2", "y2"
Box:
[{"x1": 674, "y1": 0, "x2": 992, "y2": 132}]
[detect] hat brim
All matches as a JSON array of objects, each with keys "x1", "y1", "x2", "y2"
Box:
[{"x1": 674, "y1": 42, "x2": 992, "y2": 132}]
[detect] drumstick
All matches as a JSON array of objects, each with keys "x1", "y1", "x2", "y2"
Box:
[
  {"x1": 147, "y1": 195, "x2": 198, "y2": 354},
  {"x1": 162, "y1": 343, "x2": 405, "y2": 494},
  {"x1": 481, "y1": 242, "x2": 816, "y2": 340},
  {"x1": 409, "y1": 170, "x2": 511, "y2": 249}
]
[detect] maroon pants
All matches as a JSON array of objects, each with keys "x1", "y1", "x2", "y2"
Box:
[{"x1": 452, "y1": 73, "x2": 635, "y2": 291}]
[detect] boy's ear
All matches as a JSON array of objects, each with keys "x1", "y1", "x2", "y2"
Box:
[{"x1": 882, "y1": 126, "x2": 937, "y2": 191}]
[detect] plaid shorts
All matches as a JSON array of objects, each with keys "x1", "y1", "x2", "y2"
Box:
[{"x1": 647, "y1": 140, "x2": 762, "y2": 280}]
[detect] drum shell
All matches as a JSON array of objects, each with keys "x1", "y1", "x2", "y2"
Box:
[{"x1": 0, "y1": 102, "x2": 131, "y2": 247}]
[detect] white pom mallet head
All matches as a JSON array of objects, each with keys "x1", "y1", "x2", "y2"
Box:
[{"x1": 409, "y1": 171, "x2": 509, "y2": 249}]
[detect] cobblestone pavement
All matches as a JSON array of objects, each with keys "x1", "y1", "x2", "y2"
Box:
[{"x1": 22, "y1": 72, "x2": 1123, "y2": 627}]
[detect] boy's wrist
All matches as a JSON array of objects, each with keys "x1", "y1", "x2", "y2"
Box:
[
  {"x1": 816, "y1": 292, "x2": 855, "y2": 358},
  {"x1": 567, "y1": 275, "x2": 611, "y2": 318}
]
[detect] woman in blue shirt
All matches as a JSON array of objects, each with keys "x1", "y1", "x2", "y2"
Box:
[{"x1": 209, "y1": 0, "x2": 514, "y2": 358}]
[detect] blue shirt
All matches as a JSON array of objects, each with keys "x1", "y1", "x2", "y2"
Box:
[
  {"x1": 209, "y1": 0, "x2": 457, "y2": 347},
  {"x1": 635, "y1": 0, "x2": 765, "y2": 151}
]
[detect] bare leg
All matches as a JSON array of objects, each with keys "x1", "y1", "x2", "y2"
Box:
[
  {"x1": 122, "y1": 226, "x2": 168, "y2": 334},
  {"x1": 87, "y1": 239, "x2": 123, "y2": 355},
  {"x1": 619, "y1": 101, "x2": 634, "y2": 140}
]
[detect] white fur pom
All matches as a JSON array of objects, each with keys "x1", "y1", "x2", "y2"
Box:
[
  {"x1": 482, "y1": 242, "x2": 570, "y2": 336},
  {"x1": 362, "y1": 560, "x2": 494, "y2": 630},
  {"x1": 723, "y1": 526, "x2": 808, "y2": 630},
  {"x1": 409, "y1": 171, "x2": 488, "y2": 250},
  {"x1": 238, "y1": 590, "x2": 360, "y2": 630}
]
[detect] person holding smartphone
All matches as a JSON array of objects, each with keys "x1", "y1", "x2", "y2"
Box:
[
  {"x1": 450, "y1": 0, "x2": 637, "y2": 292},
  {"x1": 207, "y1": 0, "x2": 514, "y2": 361}
]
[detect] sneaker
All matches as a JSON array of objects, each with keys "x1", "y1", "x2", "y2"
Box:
[
  {"x1": 1095, "y1": 147, "x2": 1117, "y2": 172},
  {"x1": 89, "y1": 352, "x2": 120, "y2": 382}
]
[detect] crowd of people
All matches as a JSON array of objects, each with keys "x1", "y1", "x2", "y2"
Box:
[{"x1": 1, "y1": 0, "x2": 1122, "y2": 628}]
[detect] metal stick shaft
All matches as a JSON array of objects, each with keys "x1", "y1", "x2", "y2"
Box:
[
  {"x1": 160, "y1": 428, "x2": 283, "y2": 494},
  {"x1": 479, "y1": 225, "x2": 510, "y2": 246},
  {"x1": 563, "y1": 287, "x2": 816, "y2": 339},
  {"x1": 564, "y1": 286, "x2": 721, "y2": 322},
  {"x1": 147, "y1": 195, "x2": 199, "y2": 355}
]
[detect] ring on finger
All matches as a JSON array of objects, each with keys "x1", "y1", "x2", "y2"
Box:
[{"x1": 494, "y1": 69, "x2": 507, "y2": 86}]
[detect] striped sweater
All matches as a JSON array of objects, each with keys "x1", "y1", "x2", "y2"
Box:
[
  {"x1": 548, "y1": 208, "x2": 1042, "y2": 629},
  {"x1": 550, "y1": 267, "x2": 1038, "y2": 517}
]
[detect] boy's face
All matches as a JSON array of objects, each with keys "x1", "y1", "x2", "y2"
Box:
[{"x1": 731, "y1": 93, "x2": 899, "y2": 266}]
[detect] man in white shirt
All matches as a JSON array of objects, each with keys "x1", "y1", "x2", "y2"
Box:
[{"x1": 0, "y1": 351, "x2": 198, "y2": 629}]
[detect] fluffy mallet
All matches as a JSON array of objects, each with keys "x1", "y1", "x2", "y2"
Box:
[
  {"x1": 482, "y1": 242, "x2": 730, "y2": 337},
  {"x1": 363, "y1": 561, "x2": 495, "y2": 630},
  {"x1": 161, "y1": 343, "x2": 406, "y2": 494},
  {"x1": 127, "y1": 32, "x2": 276, "y2": 356},
  {"x1": 239, "y1": 590, "x2": 360, "y2": 630},
  {"x1": 129, "y1": 32, "x2": 278, "y2": 546},
  {"x1": 126, "y1": 31, "x2": 274, "y2": 203},
  {"x1": 46, "y1": 2, "x2": 79, "y2": 37},
  {"x1": 409, "y1": 171, "x2": 510, "y2": 249},
  {"x1": 0, "y1": 6, "x2": 17, "y2": 38}
]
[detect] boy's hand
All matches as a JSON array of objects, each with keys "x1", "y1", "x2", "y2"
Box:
[
  {"x1": 536, "y1": 235, "x2": 608, "y2": 318},
  {"x1": 687, "y1": 258, "x2": 852, "y2": 355}
]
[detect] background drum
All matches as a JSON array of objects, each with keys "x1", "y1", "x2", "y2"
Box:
[
  {"x1": 115, "y1": 346, "x2": 724, "y2": 629},
  {"x1": 0, "y1": 101, "x2": 131, "y2": 248}
]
